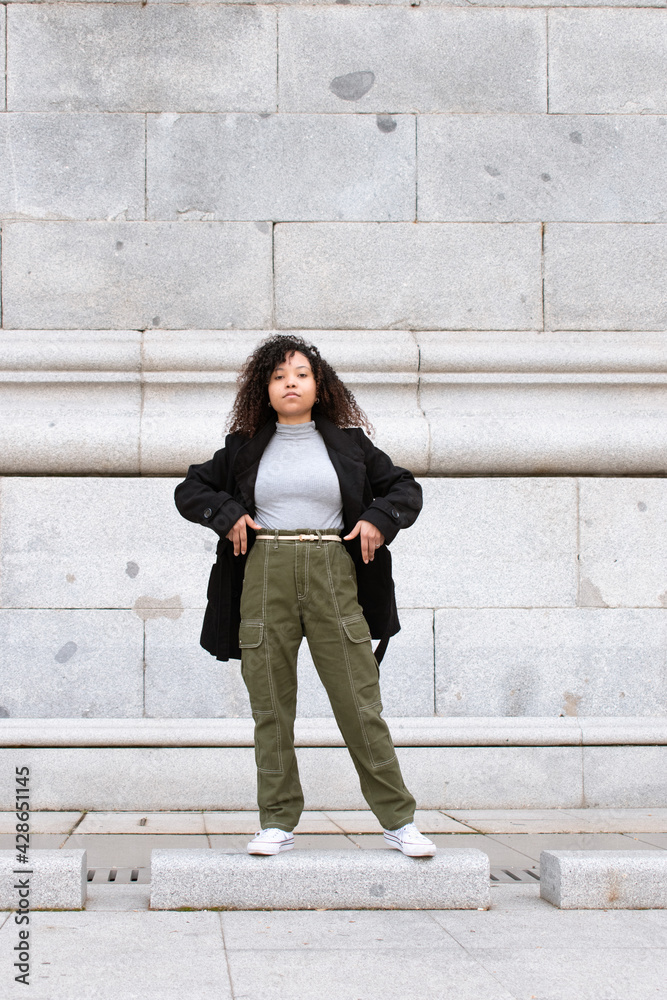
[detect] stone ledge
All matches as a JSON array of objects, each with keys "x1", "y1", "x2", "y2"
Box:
[
  {"x1": 1, "y1": 717, "x2": 665, "y2": 747},
  {"x1": 0, "y1": 849, "x2": 87, "y2": 910},
  {"x1": 149, "y1": 848, "x2": 491, "y2": 910},
  {"x1": 540, "y1": 850, "x2": 667, "y2": 909},
  {"x1": 2, "y1": 330, "x2": 667, "y2": 475}
]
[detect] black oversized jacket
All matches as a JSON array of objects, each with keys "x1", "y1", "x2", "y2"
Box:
[{"x1": 173, "y1": 413, "x2": 423, "y2": 662}]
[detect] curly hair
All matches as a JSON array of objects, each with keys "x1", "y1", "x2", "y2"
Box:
[{"x1": 228, "y1": 335, "x2": 373, "y2": 439}]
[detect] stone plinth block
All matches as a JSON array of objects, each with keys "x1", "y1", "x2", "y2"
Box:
[
  {"x1": 435, "y1": 608, "x2": 667, "y2": 718},
  {"x1": 0, "y1": 477, "x2": 213, "y2": 610},
  {"x1": 274, "y1": 223, "x2": 542, "y2": 330},
  {"x1": 540, "y1": 850, "x2": 667, "y2": 909},
  {"x1": 545, "y1": 223, "x2": 667, "y2": 330},
  {"x1": 549, "y1": 10, "x2": 667, "y2": 113},
  {"x1": 7, "y1": 5, "x2": 276, "y2": 112},
  {"x1": 579, "y1": 479, "x2": 667, "y2": 608},
  {"x1": 418, "y1": 114, "x2": 667, "y2": 223},
  {"x1": 147, "y1": 113, "x2": 415, "y2": 222},
  {"x1": 0, "y1": 113, "x2": 145, "y2": 221},
  {"x1": 279, "y1": 8, "x2": 545, "y2": 113},
  {"x1": 0, "y1": 610, "x2": 144, "y2": 718},
  {"x1": 391, "y1": 478, "x2": 577, "y2": 608},
  {"x1": 2, "y1": 222, "x2": 273, "y2": 330},
  {"x1": 150, "y1": 848, "x2": 490, "y2": 910},
  {"x1": 0, "y1": 850, "x2": 86, "y2": 909}
]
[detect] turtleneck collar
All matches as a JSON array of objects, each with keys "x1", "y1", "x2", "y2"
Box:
[{"x1": 274, "y1": 420, "x2": 317, "y2": 438}]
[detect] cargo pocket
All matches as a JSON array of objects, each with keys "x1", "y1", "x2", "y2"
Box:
[
  {"x1": 238, "y1": 621, "x2": 264, "y2": 648},
  {"x1": 341, "y1": 615, "x2": 372, "y2": 644}
]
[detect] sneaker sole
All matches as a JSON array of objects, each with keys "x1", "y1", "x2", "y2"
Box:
[
  {"x1": 383, "y1": 834, "x2": 436, "y2": 857},
  {"x1": 247, "y1": 839, "x2": 294, "y2": 856}
]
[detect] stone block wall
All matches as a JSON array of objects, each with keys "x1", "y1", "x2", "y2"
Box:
[{"x1": 0, "y1": 0, "x2": 666, "y2": 726}]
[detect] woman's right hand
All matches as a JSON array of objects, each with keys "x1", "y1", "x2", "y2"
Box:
[{"x1": 226, "y1": 514, "x2": 262, "y2": 556}]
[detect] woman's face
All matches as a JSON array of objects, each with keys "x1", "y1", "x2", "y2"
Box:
[{"x1": 267, "y1": 350, "x2": 318, "y2": 424}]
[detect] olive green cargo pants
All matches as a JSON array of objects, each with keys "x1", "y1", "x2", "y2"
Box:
[{"x1": 239, "y1": 530, "x2": 417, "y2": 833}]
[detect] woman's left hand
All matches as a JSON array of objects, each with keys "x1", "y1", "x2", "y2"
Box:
[{"x1": 343, "y1": 520, "x2": 385, "y2": 564}]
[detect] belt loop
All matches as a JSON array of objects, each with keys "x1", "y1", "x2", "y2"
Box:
[
  {"x1": 273, "y1": 528, "x2": 279, "y2": 550},
  {"x1": 316, "y1": 530, "x2": 322, "y2": 548}
]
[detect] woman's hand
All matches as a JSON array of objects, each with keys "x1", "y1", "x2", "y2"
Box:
[
  {"x1": 343, "y1": 520, "x2": 385, "y2": 564},
  {"x1": 226, "y1": 514, "x2": 262, "y2": 556}
]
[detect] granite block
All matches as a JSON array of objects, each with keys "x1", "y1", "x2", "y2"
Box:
[
  {"x1": 274, "y1": 222, "x2": 542, "y2": 330},
  {"x1": 0, "y1": 610, "x2": 144, "y2": 718},
  {"x1": 0, "y1": 477, "x2": 214, "y2": 610},
  {"x1": 279, "y1": 8, "x2": 546, "y2": 112},
  {"x1": 147, "y1": 112, "x2": 415, "y2": 222},
  {"x1": 391, "y1": 478, "x2": 577, "y2": 608},
  {"x1": 434, "y1": 608, "x2": 667, "y2": 717},
  {"x1": 1, "y1": 222, "x2": 273, "y2": 329},
  {"x1": 545, "y1": 223, "x2": 667, "y2": 330},
  {"x1": 150, "y1": 848, "x2": 491, "y2": 909},
  {"x1": 0, "y1": 380, "x2": 141, "y2": 475},
  {"x1": 549, "y1": 10, "x2": 667, "y2": 113},
  {"x1": 0, "y1": 113, "x2": 144, "y2": 221},
  {"x1": 7, "y1": 5, "x2": 276, "y2": 112},
  {"x1": 418, "y1": 113, "x2": 667, "y2": 222},
  {"x1": 583, "y1": 747, "x2": 667, "y2": 807},
  {"x1": 578, "y1": 479, "x2": 667, "y2": 608},
  {"x1": 540, "y1": 849, "x2": 667, "y2": 908},
  {"x1": 0, "y1": 849, "x2": 86, "y2": 909},
  {"x1": 144, "y1": 609, "x2": 252, "y2": 719}
]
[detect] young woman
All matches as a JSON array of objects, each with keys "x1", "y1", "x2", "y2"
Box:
[{"x1": 174, "y1": 335, "x2": 435, "y2": 858}]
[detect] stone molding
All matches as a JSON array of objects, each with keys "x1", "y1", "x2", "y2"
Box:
[
  {"x1": 1, "y1": 716, "x2": 665, "y2": 747},
  {"x1": 2, "y1": 329, "x2": 667, "y2": 475}
]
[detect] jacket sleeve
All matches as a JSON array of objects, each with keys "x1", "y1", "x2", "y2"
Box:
[
  {"x1": 173, "y1": 441, "x2": 250, "y2": 539},
  {"x1": 354, "y1": 429, "x2": 423, "y2": 545}
]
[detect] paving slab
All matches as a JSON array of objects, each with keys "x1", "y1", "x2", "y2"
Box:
[
  {"x1": 626, "y1": 833, "x2": 667, "y2": 849},
  {"x1": 220, "y1": 908, "x2": 460, "y2": 951},
  {"x1": 62, "y1": 833, "x2": 210, "y2": 868},
  {"x1": 431, "y1": 883, "x2": 667, "y2": 948},
  {"x1": 467, "y1": 945, "x2": 667, "y2": 1000},
  {"x1": 0, "y1": 833, "x2": 67, "y2": 850},
  {"x1": 225, "y1": 945, "x2": 515, "y2": 1000},
  {"x1": 445, "y1": 809, "x2": 596, "y2": 833},
  {"x1": 348, "y1": 834, "x2": 533, "y2": 868},
  {"x1": 85, "y1": 883, "x2": 150, "y2": 912},
  {"x1": 0, "y1": 812, "x2": 82, "y2": 835},
  {"x1": 488, "y1": 832, "x2": 666, "y2": 864},
  {"x1": 541, "y1": 849, "x2": 667, "y2": 909},
  {"x1": 75, "y1": 811, "x2": 206, "y2": 835},
  {"x1": 562, "y1": 808, "x2": 667, "y2": 833},
  {"x1": 150, "y1": 848, "x2": 490, "y2": 910},
  {"x1": 324, "y1": 809, "x2": 470, "y2": 834},
  {"x1": 0, "y1": 910, "x2": 231, "y2": 1000}
]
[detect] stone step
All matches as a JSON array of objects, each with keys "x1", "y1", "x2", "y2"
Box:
[
  {"x1": 0, "y1": 849, "x2": 86, "y2": 910},
  {"x1": 149, "y1": 848, "x2": 491, "y2": 911},
  {"x1": 540, "y1": 850, "x2": 667, "y2": 909}
]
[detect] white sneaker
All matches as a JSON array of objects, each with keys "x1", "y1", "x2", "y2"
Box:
[
  {"x1": 247, "y1": 828, "x2": 295, "y2": 856},
  {"x1": 383, "y1": 822, "x2": 436, "y2": 857}
]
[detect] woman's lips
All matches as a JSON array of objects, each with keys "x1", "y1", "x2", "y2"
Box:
[{"x1": 284, "y1": 393, "x2": 299, "y2": 398}]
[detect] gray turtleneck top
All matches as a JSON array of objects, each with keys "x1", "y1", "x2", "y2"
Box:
[{"x1": 254, "y1": 421, "x2": 345, "y2": 530}]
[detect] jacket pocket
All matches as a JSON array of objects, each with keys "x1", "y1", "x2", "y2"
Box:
[
  {"x1": 238, "y1": 621, "x2": 264, "y2": 648},
  {"x1": 341, "y1": 615, "x2": 372, "y2": 644}
]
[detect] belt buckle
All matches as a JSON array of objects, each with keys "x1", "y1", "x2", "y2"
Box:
[{"x1": 298, "y1": 533, "x2": 316, "y2": 541}]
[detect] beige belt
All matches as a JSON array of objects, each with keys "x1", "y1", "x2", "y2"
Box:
[{"x1": 255, "y1": 533, "x2": 342, "y2": 542}]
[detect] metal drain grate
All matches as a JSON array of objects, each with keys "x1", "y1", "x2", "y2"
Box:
[
  {"x1": 87, "y1": 868, "x2": 150, "y2": 885},
  {"x1": 490, "y1": 867, "x2": 540, "y2": 884}
]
